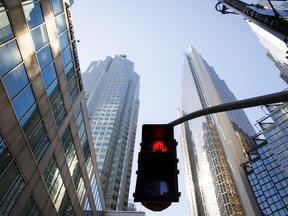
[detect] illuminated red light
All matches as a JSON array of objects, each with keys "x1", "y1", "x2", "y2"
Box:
[{"x1": 152, "y1": 141, "x2": 168, "y2": 152}]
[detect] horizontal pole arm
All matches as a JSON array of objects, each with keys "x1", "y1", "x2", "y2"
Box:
[{"x1": 169, "y1": 91, "x2": 288, "y2": 126}]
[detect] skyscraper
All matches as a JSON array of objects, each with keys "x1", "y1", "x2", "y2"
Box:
[
  {"x1": 0, "y1": 0, "x2": 105, "y2": 215},
  {"x1": 82, "y1": 55, "x2": 140, "y2": 211},
  {"x1": 217, "y1": 0, "x2": 288, "y2": 84},
  {"x1": 242, "y1": 102, "x2": 288, "y2": 215},
  {"x1": 247, "y1": 19, "x2": 288, "y2": 84},
  {"x1": 179, "y1": 46, "x2": 261, "y2": 215}
]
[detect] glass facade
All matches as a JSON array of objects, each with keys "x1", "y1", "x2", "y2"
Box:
[
  {"x1": 61, "y1": 126, "x2": 86, "y2": 204},
  {"x1": 243, "y1": 103, "x2": 288, "y2": 215},
  {"x1": 0, "y1": 3, "x2": 13, "y2": 44},
  {"x1": 23, "y1": 0, "x2": 67, "y2": 128},
  {"x1": 179, "y1": 46, "x2": 260, "y2": 216},
  {"x1": 20, "y1": 196, "x2": 41, "y2": 216},
  {"x1": 0, "y1": 0, "x2": 104, "y2": 215},
  {"x1": 84, "y1": 174, "x2": 104, "y2": 215},
  {"x1": 0, "y1": 133, "x2": 26, "y2": 216},
  {"x1": 1, "y1": 1, "x2": 50, "y2": 164},
  {"x1": 42, "y1": 155, "x2": 75, "y2": 214},
  {"x1": 205, "y1": 61, "x2": 256, "y2": 136},
  {"x1": 82, "y1": 56, "x2": 140, "y2": 210},
  {"x1": 247, "y1": 0, "x2": 288, "y2": 85}
]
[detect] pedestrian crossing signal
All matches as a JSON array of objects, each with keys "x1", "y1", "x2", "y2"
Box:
[{"x1": 133, "y1": 124, "x2": 180, "y2": 211}]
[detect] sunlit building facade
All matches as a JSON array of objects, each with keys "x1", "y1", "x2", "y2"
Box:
[
  {"x1": 82, "y1": 56, "x2": 140, "y2": 211},
  {"x1": 203, "y1": 60, "x2": 256, "y2": 136},
  {"x1": 248, "y1": 20, "x2": 288, "y2": 84},
  {"x1": 243, "y1": 102, "x2": 288, "y2": 215},
  {"x1": 0, "y1": 0, "x2": 105, "y2": 215},
  {"x1": 179, "y1": 46, "x2": 261, "y2": 216},
  {"x1": 245, "y1": 0, "x2": 288, "y2": 84}
]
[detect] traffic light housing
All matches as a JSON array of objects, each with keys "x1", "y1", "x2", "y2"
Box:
[{"x1": 134, "y1": 124, "x2": 180, "y2": 211}]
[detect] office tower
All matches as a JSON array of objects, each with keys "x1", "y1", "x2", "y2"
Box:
[
  {"x1": 247, "y1": 0, "x2": 288, "y2": 83},
  {"x1": 179, "y1": 46, "x2": 261, "y2": 216},
  {"x1": 218, "y1": 0, "x2": 288, "y2": 84},
  {"x1": 242, "y1": 102, "x2": 288, "y2": 215},
  {"x1": 247, "y1": 20, "x2": 288, "y2": 84},
  {"x1": 203, "y1": 60, "x2": 256, "y2": 136},
  {"x1": 0, "y1": 0, "x2": 105, "y2": 215},
  {"x1": 82, "y1": 55, "x2": 140, "y2": 211}
]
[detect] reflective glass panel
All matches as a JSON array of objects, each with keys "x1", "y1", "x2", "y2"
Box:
[
  {"x1": 68, "y1": 75, "x2": 78, "y2": 102},
  {"x1": 20, "y1": 104, "x2": 41, "y2": 137},
  {"x1": 27, "y1": 122, "x2": 49, "y2": 164},
  {"x1": 42, "y1": 63, "x2": 57, "y2": 88},
  {"x1": 42, "y1": 155, "x2": 66, "y2": 211},
  {"x1": 62, "y1": 47, "x2": 72, "y2": 68},
  {"x1": 0, "y1": 162, "x2": 25, "y2": 216},
  {"x1": 20, "y1": 196, "x2": 41, "y2": 216},
  {"x1": 0, "y1": 11, "x2": 14, "y2": 45},
  {"x1": 51, "y1": 95, "x2": 66, "y2": 127},
  {"x1": 37, "y1": 45, "x2": 53, "y2": 70},
  {"x1": 0, "y1": 140, "x2": 12, "y2": 174},
  {"x1": 3, "y1": 64, "x2": 29, "y2": 100},
  {"x1": 12, "y1": 86, "x2": 35, "y2": 120},
  {"x1": 0, "y1": 40, "x2": 22, "y2": 76},
  {"x1": 47, "y1": 79, "x2": 60, "y2": 103},
  {"x1": 58, "y1": 193, "x2": 75, "y2": 216},
  {"x1": 31, "y1": 24, "x2": 48, "y2": 51},
  {"x1": 55, "y1": 14, "x2": 67, "y2": 35},
  {"x1": 51, "y1": 0, "x2": 63, "y2": 16},
  {"x1": 59, "y1": 31, "x2": 69, "y2": 52},
  {"x1": 65, "y1": 61, "x2": 74, "y2": 81},
  {"x1": 23, "y1": 2, "x2": 44, "y2": 29}
]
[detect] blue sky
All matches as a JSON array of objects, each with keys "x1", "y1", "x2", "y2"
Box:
[{"x1": 71, "y1": 1, "x2": 287, "y2": 215}]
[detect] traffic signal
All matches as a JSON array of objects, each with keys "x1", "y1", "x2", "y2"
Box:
[{"x1": 133, "y1": 124, "x2": 180, "y2": 211}]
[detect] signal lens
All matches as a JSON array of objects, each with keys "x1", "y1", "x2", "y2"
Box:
[{"x1": 152, "y1": 141, "x2": 167, "y2": 152}]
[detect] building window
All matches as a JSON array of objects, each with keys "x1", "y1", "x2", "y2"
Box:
[
  {"x1": 65, "y1": 61, "x2": 78, "y2": 103},
  {"x1": 31, "y1": 24, "x2": 48, "y2": 51},
  {"x1": 0, "y1": 9, "x2": 14, "y2": 45},
  {"x1": 0, "y1": 134, "x2": 26, "y2": 216},
  {"x1": 20, "y1": 196, "x2": 41, "y2": 216},
  {"x1": 61, "y1": 126, "x2": 87, "y2": 203},
  {"x1": 62, "y1": 46, "x2": 72, "y2": 68},
  {"x1": 55, "y1": 14, "x2": 67, "y2": 34},
  {"x1": 42, "y1": 63, "x2": 57, "y2": 88},
  {"x1": 50, "y1": 0, "x2": 63, "y2": 16},
  {"x1": 36, "y1": 44, "x2": 53, "y2": 70},
  {"x1": 59, "y1": 31, "x2": 69, "y2": 52},
  {"x1": 84, "y1": 175, "x2": 104, "y2": 212},
  {"x1": 22, "y1": 1, "x2": 44, "y2": 29},
  {"x1": 12, "y1": 85, "x2": 35, "y2": 120},
  {"x1": 68, "y1": 75, "x2": 78, "y2": 102},
  {"x1": 2, "y1": 64, "x2": 29, "y2": 99},
  {"x1": 42, "y1": 155, "x2": 67, "y2": 212},
  {"x1": 0, "y1": 40, "x2": 22, "y2": 76}
]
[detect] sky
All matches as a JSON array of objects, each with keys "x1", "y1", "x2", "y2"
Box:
[{"x1": 71, "y1": 1, "x2": 287, "y2": 215}]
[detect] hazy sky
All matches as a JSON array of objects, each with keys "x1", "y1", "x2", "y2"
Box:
[{"x1": 71, "y1": 1, "x2": 287, "y2": 215}]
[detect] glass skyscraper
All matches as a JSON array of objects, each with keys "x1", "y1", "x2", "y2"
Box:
[
  {"x1": 0, "y1": 0, "x2": 104, "y2": 215},
  {"x1": 82, "y1": 55, "x2": 140, "y2": 211},
  {"x1": 247, "y1": 19, "x2": 288, "y2": 85},
  {"x1": 243, "y1": 102, "x2": 288, "y2": 215},
  {"x1": 179, "y1": 46, "x2": 261, "y2": 216}
]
